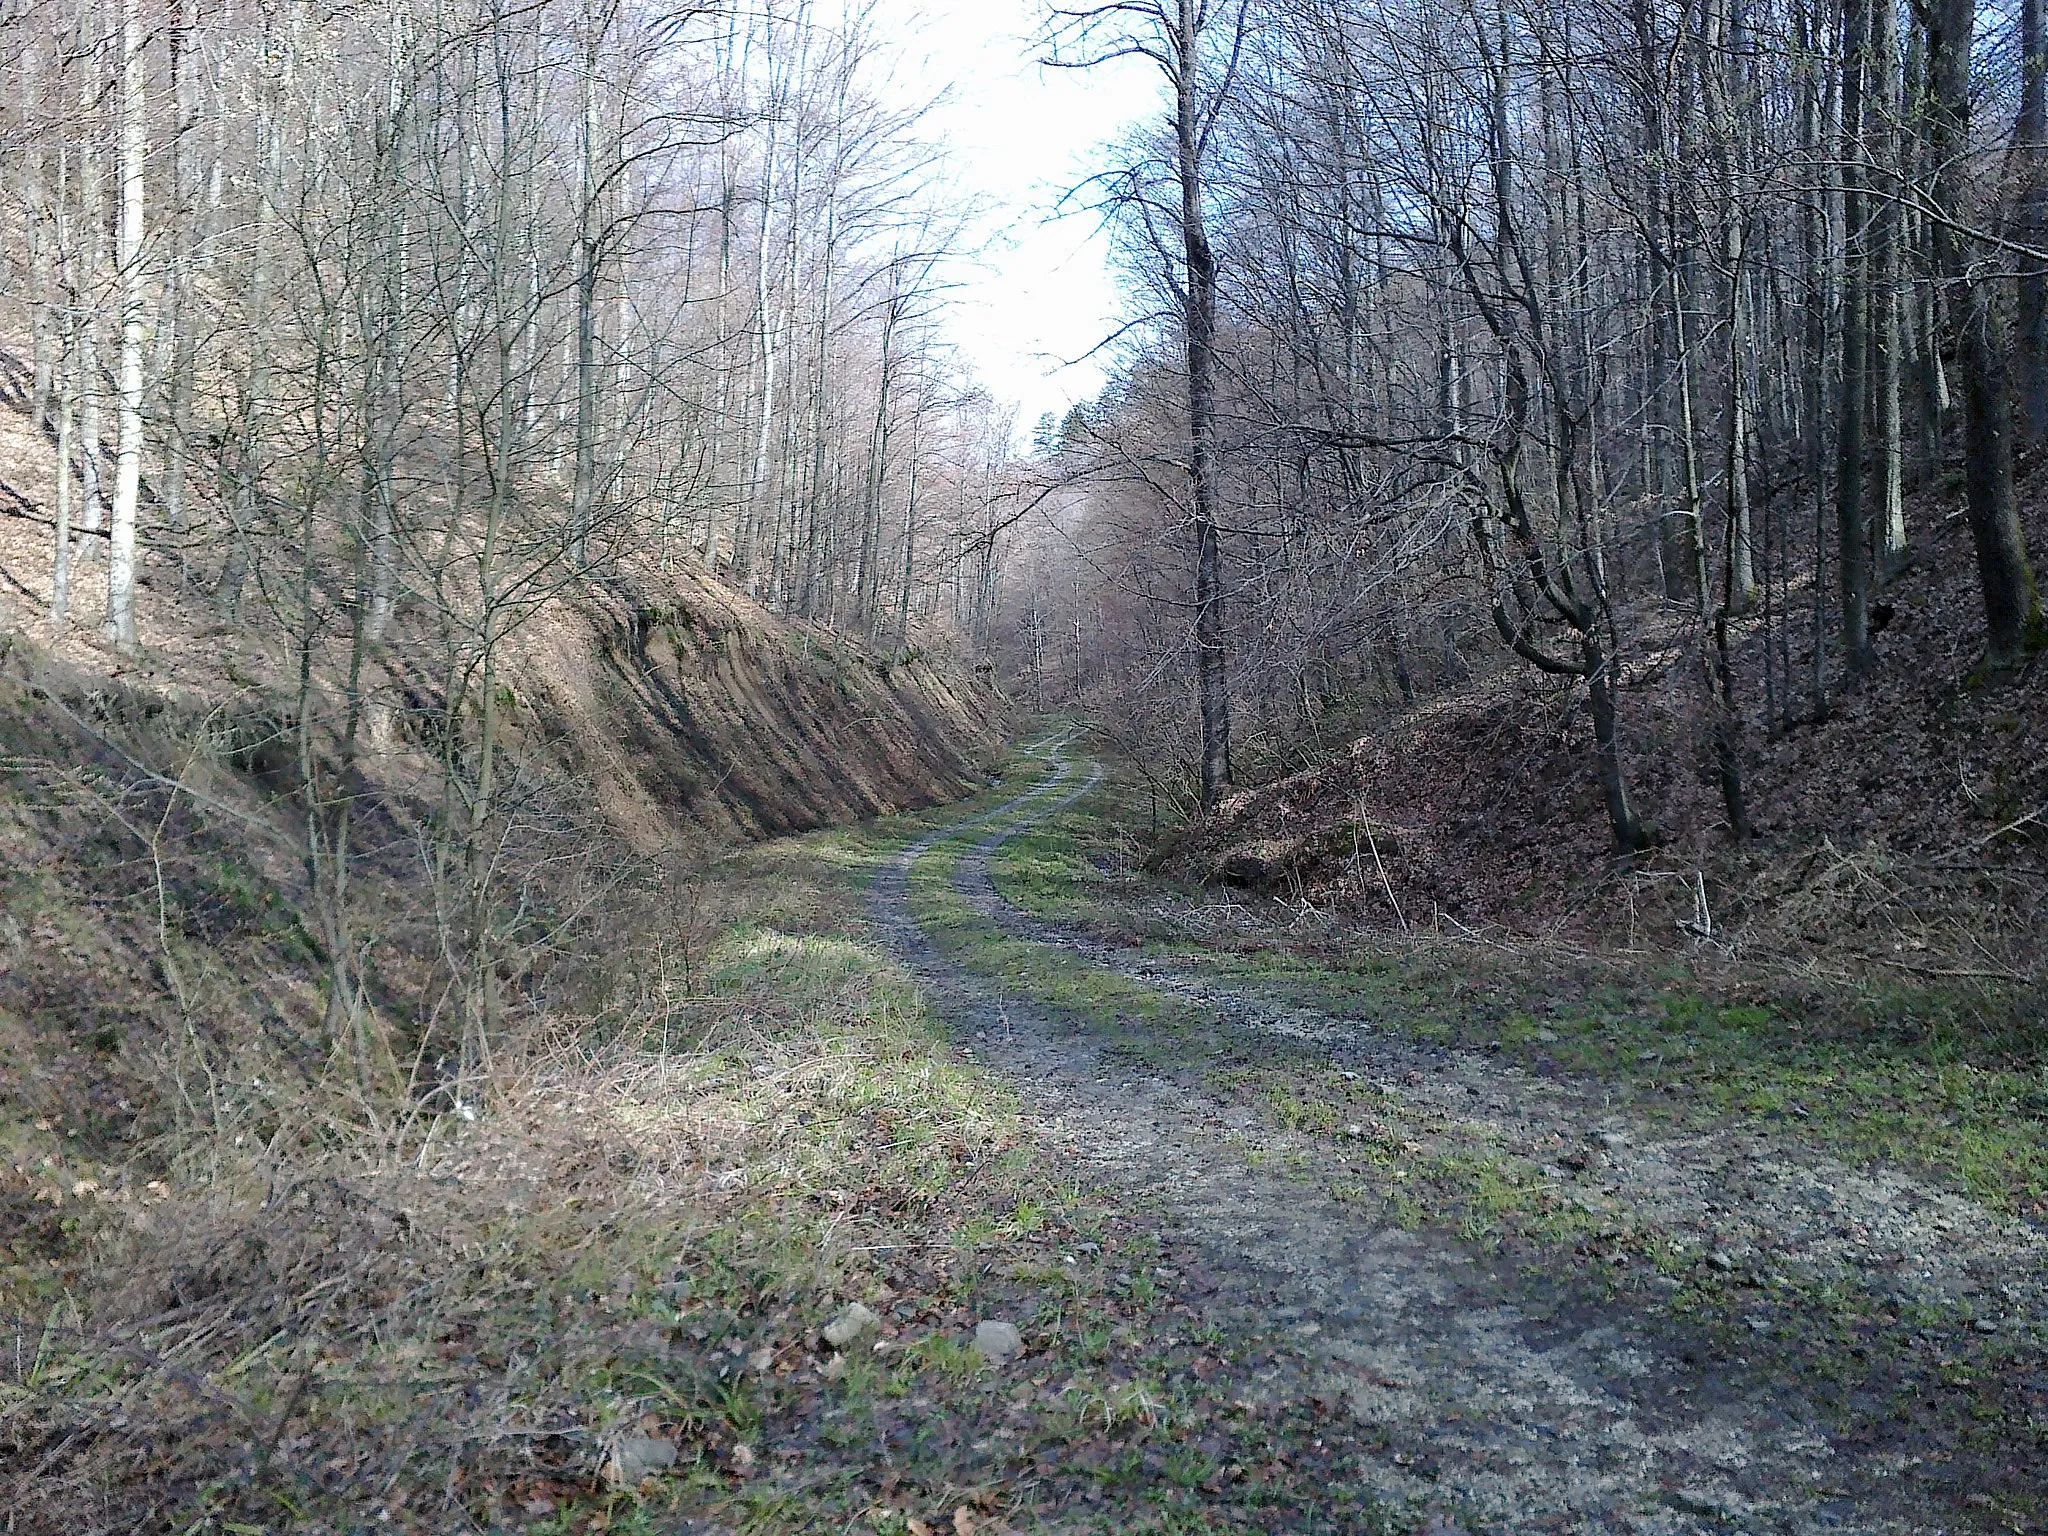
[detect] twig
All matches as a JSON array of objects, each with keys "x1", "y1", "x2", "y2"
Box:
[
  {"x1": 1930, "y1": 803, "x2": 2047, "y2": 866},
  {"x1": 1870, "y1": 956, "x2": 2034, "y2": 983},
  {"x1": 1358, "y1": 815, "x2": 1408, "y2": 934}
]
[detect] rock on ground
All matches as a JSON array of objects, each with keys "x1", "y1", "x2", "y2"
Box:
[
  {"x1": 604, "y1": 1434, "x2": 678, "y2": 1488},
  {"x1": 822, "y1": 1300, "x2": 880, "y2": 1349},
  {"x1": 972, "y1": 1319, "x2": 1023, "y2": 1365}
]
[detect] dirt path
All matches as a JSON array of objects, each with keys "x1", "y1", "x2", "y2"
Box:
[{"x1": 873, "y1": 742, "x2": 2048, "y2": 1535}]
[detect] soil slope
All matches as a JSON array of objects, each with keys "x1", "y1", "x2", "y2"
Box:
[
  {"x1": 1171, "y1": 476, "x2": 2047, "y2": 971},
  {"x1": 0, "y1": 374, "x2": 1001, "y2": 1165}
]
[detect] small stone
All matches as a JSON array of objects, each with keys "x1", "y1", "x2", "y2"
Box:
[
  {"x1": 1534, "y1": 1029, "x2": 1559, "y2": 1043},
  {"x1": 972, "y1": 1319, "x2": 1024, "y2": 1365},
  {"x1": 604, "y1": 1434, "x2": 678, "y2": 1488},
  {"x1": 822, "y1": 1301, "x2": 880, "y2": 1349},
  {"x1": 1591, "y1": 1130, "x2": 1632, "y2": 1151},
  {"x1": 1709, "y1": 1251, "x2": 1738, "y2": 1272},
  {"x1": 1975, "y1": 1318, "x2": 2002, "y2": 1334},
  {"x1": 1346, "y1": 1124, "x2": 1366, "y2": 1138}
]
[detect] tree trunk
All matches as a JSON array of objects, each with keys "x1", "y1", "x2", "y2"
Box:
[
  {"x1": 1927, "y1": 0, "x2": 2044, "y2": 667},
  {"x1": 1179, "y1": 0, "x2": 1231, "y2": 810},
  {"x1": 221, "y1": 23, "x2": 281, "y2": 625},
  {"x1": 1870, "y1": 0, "x2": 1907, "y2": 573},
  {"x1": 1906, "y1": 24, "x2": 1947, "y2": 483},
  {"x1": 105, "y1": 0, "x2": 146, "y2": 656},
  {"x1": 1837, "y1": 0, "x2": 1872, "y2": 675},
  {"x1": 1699, "y1": 0, "x2": 1756, "y2": 616},
  {"x1": 1583, "y1": 633, "x2": 1647, "y2": 853},
  {"x1": 2018, "y1": 0, "x2": 2048, "y2": 440},
  {"x1": 1793, "y1": 0, "x2": 1831, "y2": 720},
  {"x1": 53, "y1": 310, "x2": 76, "y2": 623},
  {"x1": 26, "y1": 36, "x2": 54, "y2": 434},
  {"x1": 78, "y1": 29, "x2": 107, "y2": 542},
  {"x1": 570, "y1": 0, "x2": 605, "y2": 569},
  {"x1": 738, "y1": 105, "x2": 781, "y2": 588},
  {"x1": 160, "y1": 0, "x2": 196, "y2": 563},
  {"x1": 895, "y1": 398, "x2": 921, "y2": 652}
]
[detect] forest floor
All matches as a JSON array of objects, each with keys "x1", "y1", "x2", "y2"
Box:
[
  {"x1": 9, "y1": 728, "x2": 2046, "y2": 1535},
  {"x1": 1159, "y1": 473, "x2": 2048, "y2": 974}
]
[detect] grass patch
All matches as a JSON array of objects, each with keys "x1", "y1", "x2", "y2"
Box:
[
  {"x1": 1191, "y1": 961, "x2": 2048, "y2": 1218},
  {"x1": 987, "y1": 791, "x2": 1142, "y2": 929},
  {"x1": 1491, "y1": 989, "x2": 2048, "y2": 1216},
  {"x1": 1018, "y1": 749, "x2": 2048, "y2": 1221},
  {"x1": 904, "y1": 835, "x2": 1226, "y2": 1069}
]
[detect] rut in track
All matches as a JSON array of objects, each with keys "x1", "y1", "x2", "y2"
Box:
[{"x1": 872, "y1": 741, "x2": 2042, "y2": 1535}]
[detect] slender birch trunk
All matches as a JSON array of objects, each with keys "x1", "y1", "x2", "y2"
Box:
[{"x1": 105, "y1": 0, "x2": 147, "y2": 655}]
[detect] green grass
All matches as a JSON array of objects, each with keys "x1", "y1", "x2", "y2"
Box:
[
  {"x1": 987, "y1": 791, "x2": 1140, "y2": 928},
  {"x1": 983, "y1": 744, "x2": 2048, "y2": 1221},
  {"x1": 1167, "y1": 950, "x2": 2048, "y2": 1218},
  {"x1": 903, "y1": 831, "x2": 1225, "y2": 1068},
  {"x1": 1462, "y1": 989, "x2": 2048, "y2": 1214}
]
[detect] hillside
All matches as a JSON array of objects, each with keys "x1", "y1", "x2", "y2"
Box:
[
  {"x1": 0, "y1": 355, "x2": 1003, "y2": 1223},
  {"x1": 1166, "y1": 468, "x2": 2047, "y2": 978},
  {"x1": 0, "y1": 397, "x2": 1000, "y2": 853},
  {"x1": 0, "y1": 331, "x2": 1030, "y2": 1526}
]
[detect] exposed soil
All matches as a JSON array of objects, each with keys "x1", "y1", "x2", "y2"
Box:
[
  {"x1": 877, "y1": 739, "x2": 2048, "y2": 1534},
  {"x1": 0, "y1": 368, "x2": 1003, "y2": 1167},
  {"x1": 0, "y1": 355, "x2": 1002, "y2": 856}
]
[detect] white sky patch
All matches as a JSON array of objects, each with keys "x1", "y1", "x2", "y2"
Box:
[{"x1": 858, "y1": 0, "x2": 1162, "y2": 443}]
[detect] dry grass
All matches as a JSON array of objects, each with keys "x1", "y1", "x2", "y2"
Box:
[{"x1": 2, "y1": 845, "x2": 1043, "y2": 1534}]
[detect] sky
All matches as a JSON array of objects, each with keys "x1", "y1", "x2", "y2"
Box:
[{"x1": 860, "y1": 0, "x2": 1165, "y2": 444}]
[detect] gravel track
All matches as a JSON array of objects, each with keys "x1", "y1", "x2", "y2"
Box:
[{"x1": 872, "y1": 741, "x2": 2038, "y2": 1535}]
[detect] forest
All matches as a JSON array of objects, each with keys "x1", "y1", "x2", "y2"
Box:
[
  {"x1": 1028, "y1": 0, "x2": 2041, "y2": 828},
  {"x1": 0, "y1": 0, "x2": 2044, "y2": 1530}
]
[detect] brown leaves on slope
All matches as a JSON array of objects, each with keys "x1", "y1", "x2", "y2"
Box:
[{"x1": 1171, "y1": 475, "x2": 2047, "y2": 973}]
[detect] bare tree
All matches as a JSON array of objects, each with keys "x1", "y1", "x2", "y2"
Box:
[
  {"x1": 1925, "y1": 0, "x2": 2042, "y2": 669},
  {"x1": 1050, "y1": 0, "x2": 1245, "y2": 810}
]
